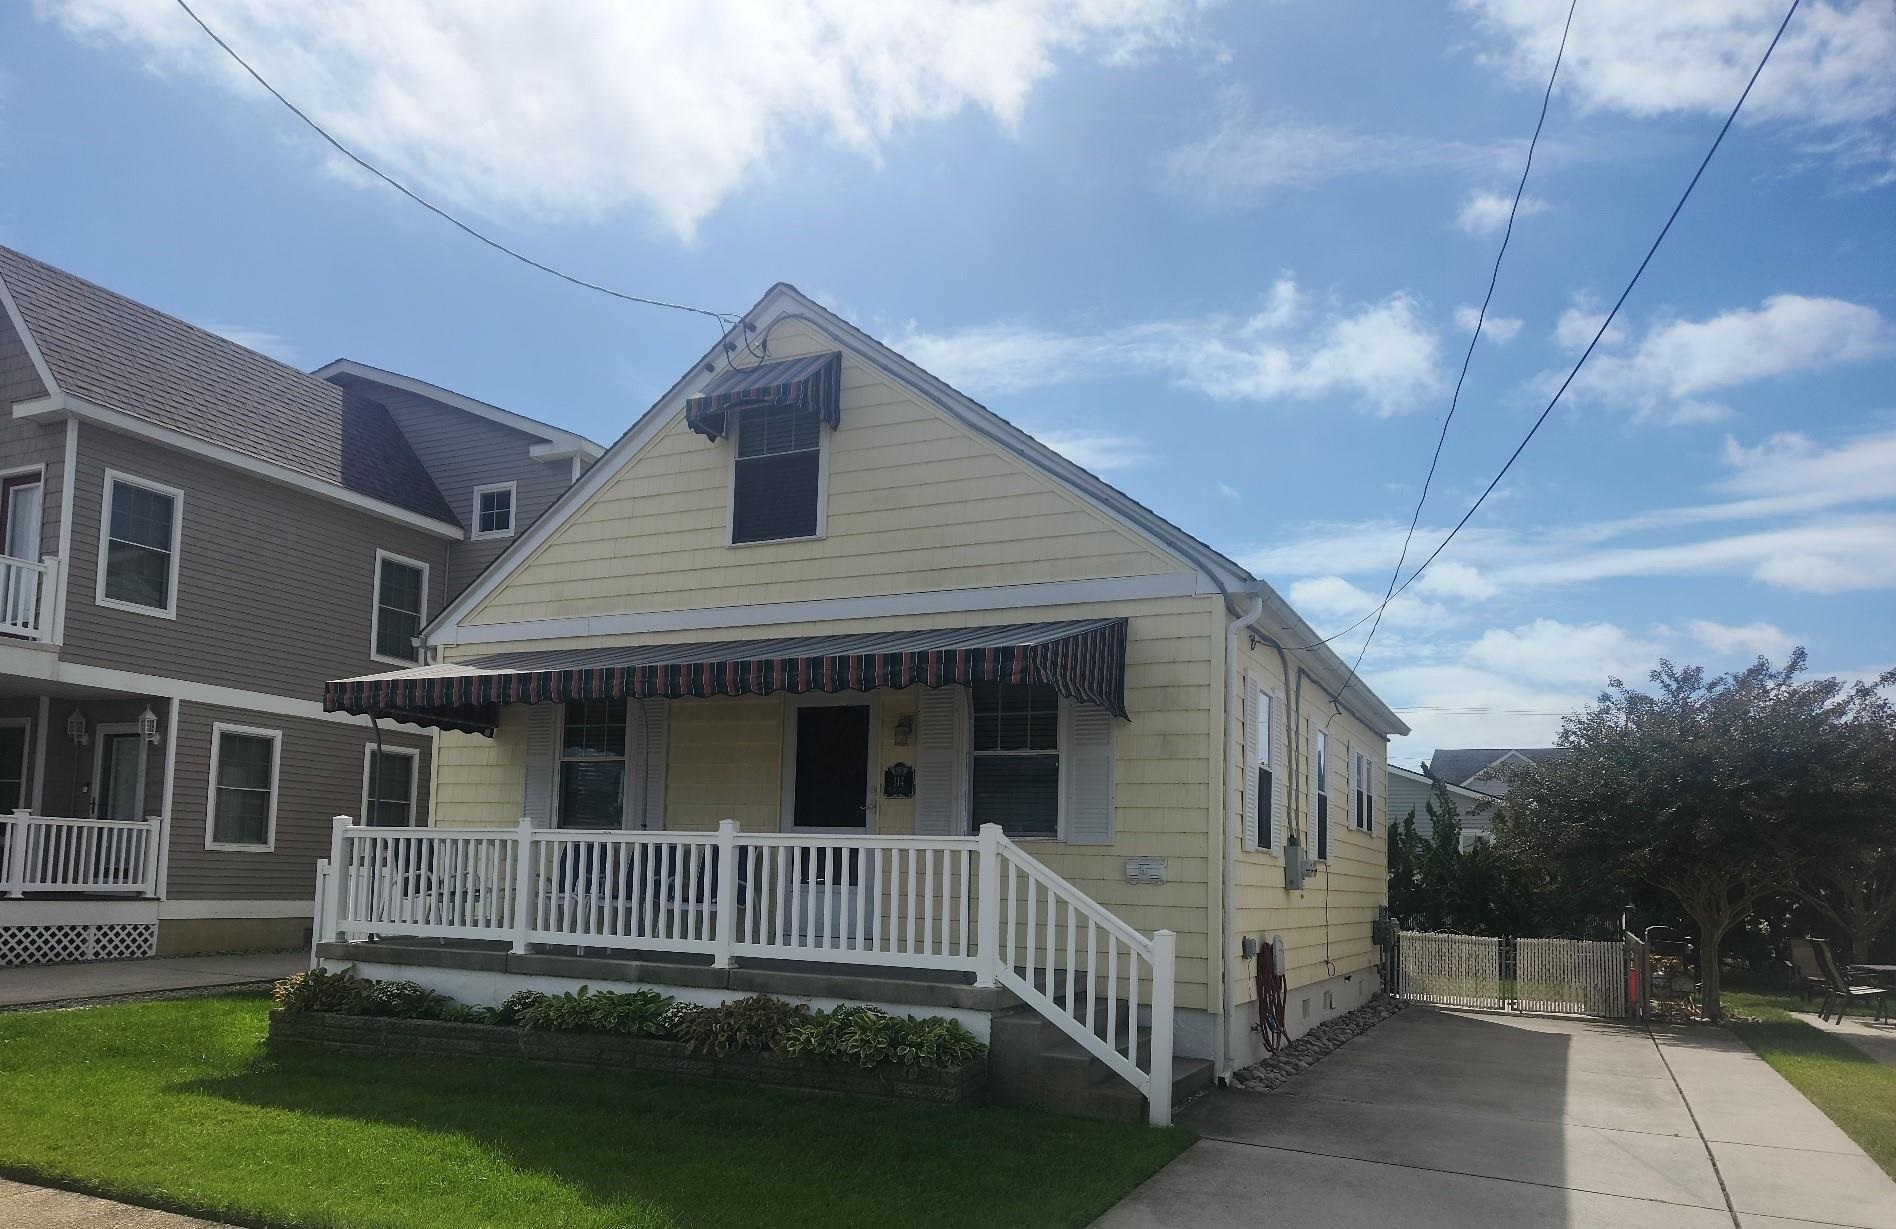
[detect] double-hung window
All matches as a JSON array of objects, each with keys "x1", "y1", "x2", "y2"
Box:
[
  {"x1": 1313, "y1": 728, "x2": 1329, "y2": 861},
  {"x1": 1352, "y1": 750, "x2": 1374, "y2": 832},
  {"x1": 731, "y1": 403, "x2": 823, "y2": 544},
  {"x1": 472, "y1": 482, "x2": 516, "y2": 540},
  {"x1": 363, "y1": 746, "x2": 419, "y2": 827},
  {"x1": 208, "y1": 724, "x2": 279, "y2": 849},
  {"x1": 1254, "y1": 691, "x2": 1274, "y2": 850},
  {"x1": 372, "y1": 551, "x2": 428, "y2": 664},
  {"x1": 99, "y1": 471, "x2": 182, "y2": 617},
  {"x1": 970, "y1": 680, "x2": 1059, "y2": 839},
  {"x1": 558, "y1": 700, "x2": 627, "y2": 829}
]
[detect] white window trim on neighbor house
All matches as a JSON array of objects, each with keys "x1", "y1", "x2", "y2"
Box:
[
  {"x1": 204, "y1": 721, "x2": 282, "y2": 852},
  {"x1": 360, "y1": 743, "x2": 421, "y2": 827},
  {"x1": 95, "y1": 468, "x2": 184, "y2": 621},
  {"x1": 725, "y1": 402, "x2": 832, "y2": 548},
  {"x1": 470, "y1": 480, "x2": 517, "y2": 541},
  {"x1": 370, "y1": 548, "x2": 431, "y2": 667}
]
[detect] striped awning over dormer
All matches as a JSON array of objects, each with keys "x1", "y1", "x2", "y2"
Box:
[
  {"x1": 324, "y1": 618, "x2": 1129, "y2": 734},
  {"x1": 683, "y1": 351, "x2": 843, "y2": 442}
]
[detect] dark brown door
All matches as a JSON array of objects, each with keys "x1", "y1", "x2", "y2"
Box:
[{"x1": 791, "y1": 704, "x2": 870, "y2": 829}]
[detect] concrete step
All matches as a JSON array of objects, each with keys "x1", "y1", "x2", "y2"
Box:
[{"x1": 989, "y1": 1005, "x2": 1210, "y2": 1123}]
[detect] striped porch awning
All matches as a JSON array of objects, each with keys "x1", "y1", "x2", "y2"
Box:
[
  {"x1": 324, "y1": 619, "x2": 1129, "y2": 734},
  {"x1": 683, "y1": 351, "x2": 843, "y2": 442}
]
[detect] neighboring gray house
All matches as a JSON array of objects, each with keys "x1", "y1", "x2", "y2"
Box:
[
  {"x1": 0, "y1": 245, "x2": 600, "y2": 963},
  {"x1": 1426, "y1": 747, "x2": 1564, "y2": 807},
  {"x1": 1387, "y1": 764, "x2": 1495, "y2": 849}
]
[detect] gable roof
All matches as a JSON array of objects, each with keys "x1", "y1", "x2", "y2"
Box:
[
  {"x1": 0, "y1": 245, "x2": 455, "y2": 524},
  {"x1": 427, "y1": 282, "x2": 1409, "y2": 737},
  {"x1": 1388, "y1": 763, "x2": 1490, "y2": 805},
  {"x1": 314, "y1": 359, "x2": 603, "y2": 459},
  {"x1": 1427, "y1": 747, "x2": 1564, "y2": 788}
]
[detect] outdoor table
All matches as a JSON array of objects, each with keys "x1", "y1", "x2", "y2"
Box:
[{"x1": 1847, "y1": 964, "x2": 1896, "y2": 986}]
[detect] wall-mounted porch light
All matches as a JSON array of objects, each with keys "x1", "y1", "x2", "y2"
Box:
[
  {"x1": 139, "y1": 705, "x2": 162, "y2": 746},
  {"x1": 66, "y1": 708, "x2": 89, "y2": 746},
  {"x1": 892, "y1": 714, "x2": 914, "y2": 747}
]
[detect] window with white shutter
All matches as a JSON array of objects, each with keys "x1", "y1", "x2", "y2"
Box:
[
  {"x1": 1313, "y1": 726, "x2": 1329, "y2": 861},
  {"x1": 1253, "y1": 686, "x2": 1275, "y2": 851},
  {"x1": 913, "y1": 688, "x2": 963, "y2": 836}
]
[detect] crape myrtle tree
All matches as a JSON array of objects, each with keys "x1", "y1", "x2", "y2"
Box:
[{"x1": 1498, "y1": 652, "x2": 1896, "y2": 1020}]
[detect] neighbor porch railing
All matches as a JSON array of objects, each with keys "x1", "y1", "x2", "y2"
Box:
[
  {"x1": 314, "y1": 818, "x2": 1178, "y2": 1124},
  {"x1": 1, "y1": 811, "x2": 161, "y2": 897},
  {"x1": 0, "y1": 554, "x2": 59, "y2": 642}
]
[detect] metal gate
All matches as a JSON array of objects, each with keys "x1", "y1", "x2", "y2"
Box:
[{"x1": 1394, "y1": 931, "x2": 1628, "y2": 1019}]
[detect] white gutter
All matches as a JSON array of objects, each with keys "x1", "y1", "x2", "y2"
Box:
[{"x1": 1218, "y1": 589, "x2": 1265, "y2": 1081}]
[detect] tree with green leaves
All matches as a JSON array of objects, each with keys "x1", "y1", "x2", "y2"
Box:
[{"x1": 1498, "y1": 652, "x2": 1896, "y2": 1020}]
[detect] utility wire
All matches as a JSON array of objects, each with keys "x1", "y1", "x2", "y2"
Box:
[
  {"x1": 1297, "y1": 0, "x2": 1801, "y2": 661},
  {"x1": 172, "y1": 0, "x2": 738, "y2": 330},
  {"x1": 1323, "y1": 0, "x2": 1578, "y2": 714}
]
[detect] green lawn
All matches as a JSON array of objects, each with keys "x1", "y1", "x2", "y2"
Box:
[
  {"x1": 1724, "y1": 988, "x2": 1896, "y2": 1179},
  {"x1": 0, "y1": 994, "x2": 1191, "y2": 1228}
]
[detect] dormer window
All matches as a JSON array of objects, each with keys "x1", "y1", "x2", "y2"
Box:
[
  {"x1": 731, "y1": 403, "x2": 824, "y2": 544},
  {"x1": 472, "y1": 481, "x2": 516, "y2": 540}
]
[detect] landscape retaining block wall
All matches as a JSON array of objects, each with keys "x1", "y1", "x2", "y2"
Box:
[{"x1": 268, "y1": 1011, "x2": 988, "y2": 1107}]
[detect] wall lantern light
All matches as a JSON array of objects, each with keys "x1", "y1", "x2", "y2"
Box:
[
  {"x1": 139, "y1": 705, "x2": 163, "y2": 746},
  {"x1": 66, "y1": 709, "x2": 90, "y2": 747}
]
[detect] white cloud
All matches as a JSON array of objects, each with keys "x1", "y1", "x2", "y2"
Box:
[
  {"x1": 1549, "y1": 294, "x2": 1888, "y2": 420},
  {"x1": 1712, "y1": 427, "x2": 1896, "y2": 517},
  {"x1": 198, "y1": 320, "x2": 296, "y2": 362},
  {"x1": 44, "y1": 0, "x2": 1208, "y2": 238},
  {"x1": 1454, "y1": 305, "x2": 1523, "y2": 344},
  {"x1": 1029, "y1": 428, "x2": 1145, "y2": 472},
  {"x1": 895, "y1": 275, "x2": 1444, "y2": 414},
  {"x1": 1456, "y1": 188, "x2": 1550, "y2": 236},
  {"x1": 1466, "y1": 618, "x2": 1663, "y2": 687},
  {"x1": 1688, "y1": 619, "x2": 1794, "y2": 659},
  {"x1": 1285, "y1": 575, "x2": 1454, "y2": 631},
  {"x1": 1552, "y1": 297, "x2": 1628, "y2": 350},
  {"x1": 1160, "y1": 89, "x2": 1526, "y2": 201}
]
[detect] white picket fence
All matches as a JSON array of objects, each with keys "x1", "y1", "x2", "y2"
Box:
[
  {"x1": 1395, "y1": 930, "x2": 1630, "y2": 1019},
  {"x1": 315, "y1": 818, "x2": 1179, "y2": 1123},
  {"x1": 1, "y1": 811, "x2": 161, "y2": 897}
]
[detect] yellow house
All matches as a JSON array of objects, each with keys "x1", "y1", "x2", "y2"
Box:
[{"x1": 316, "y1": 285, "x2": 1405, "y2": 1124}]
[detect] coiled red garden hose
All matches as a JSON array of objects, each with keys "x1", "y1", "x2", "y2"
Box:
[{"x1": 1252, "y1": 941, "x2": 1289, "y2": 1054}]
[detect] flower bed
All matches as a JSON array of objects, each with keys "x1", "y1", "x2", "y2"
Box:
[{"x1": 268, "y1": 970, "x2": 988, "y2": 1107}]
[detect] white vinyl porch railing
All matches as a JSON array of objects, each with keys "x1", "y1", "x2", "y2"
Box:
[
  {"x1": 315, "y1": 818, "x2": 1178, "y2": 1123},
  {"x1": 0, "y1": 555, "x2": 58, "y2": 642},
  {"x1": 1, "y1": 810, "x2": 161, "y2": 897}
]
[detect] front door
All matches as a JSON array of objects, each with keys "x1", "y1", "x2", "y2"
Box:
[
  {"x1": 0, "y1": 475, "x2": 41, "y2": 560},
  {"x1": 94, "y1": 728, "x2": 146, "y2": 821},
  {"x1": 789, "y1": 703, "x2": 871, "y2": 830}
]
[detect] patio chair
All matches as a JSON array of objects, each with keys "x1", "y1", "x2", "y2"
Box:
[
  {"x1": 1814, "y1": 938, "x2": 1891, "y2": 1024},
  {"x1": 1788, "y1": 937, "x2": 1828, "y2": 1004}
]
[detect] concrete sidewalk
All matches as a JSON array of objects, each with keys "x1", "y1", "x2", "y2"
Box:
[
  {"x1": 1795, "y1": 1011, "x2": 1896, "y2": 1068},
  {"x1": 0, "y1": 951, "x2": 303, "y2": 1009},
  {"x1": 1097, "y1": 1007, "x2": 1896, "y2": 1229},
  {"x1": 0, "y1": 1179, "x2": 223, "y2": 1227}
]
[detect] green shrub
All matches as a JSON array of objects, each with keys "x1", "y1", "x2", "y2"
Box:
[
  {"x1": 436, "y1": 1002, "x2": 502, "y2": 1026},
  {"x1": 512, "y1": 986, "x2": 672, "y2": 1036},
  {"x1": 787, "y1": 1006, "x2": 986, "y2": 1070},
  {"x1": 676, "y1": 994, "x2": 808, "y2": 1057},
  {"x1": 894, "y1": 1017, "x2": 986, "y2": 1069},
  {"x1": 272, "y1": 968, "x2": 367, "y2": 1015},
  {"x1": 497, "y1": 990, "x2": 548, "y2": 1026},
  {"x1": 357, "y1": 980, "x2": 451, "y2": 1020}
]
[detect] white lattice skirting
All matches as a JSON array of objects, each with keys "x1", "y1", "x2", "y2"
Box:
[{"x1": 0, "y1": 923, "x2": 157, "y2": 967}]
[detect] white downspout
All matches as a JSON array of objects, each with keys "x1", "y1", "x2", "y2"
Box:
[{"x1": 1218, "y1": 590, "x2": 1265, "y2": 1081}]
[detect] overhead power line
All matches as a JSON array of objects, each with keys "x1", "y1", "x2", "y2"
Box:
[
  {"x1": 1298, "y1": 0, "x2": 1802, "y2": 663},
  {"x1": 172, "y1": 0, "x2": 737, "y2": 329}
]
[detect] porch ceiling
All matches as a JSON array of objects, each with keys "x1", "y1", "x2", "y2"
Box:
[{"x1": 324, "y1": 618, "x2": 1129, "y2": 733}]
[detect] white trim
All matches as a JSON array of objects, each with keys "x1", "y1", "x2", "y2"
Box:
[
  {"x1": 725, "y1": 402, "x2": 830, "y2": 547},
  {"x1": 95, "y1": 468, "x2": 184, "y2": 621},
  {"x1": 158, "y1": 898, "x2": 314, "y2": 920},
  {"x1": 370, "y1": 548, "x2": 431, "y2": 667},
  {"x1": 17, "y1": 394, "x2": 464, "y2": 539},
  {"x1": 0, "y1": 899, "x2": 158, "y2": 927},
  {"x1": 312, "y1": 359, "x2": 603, "y2": 460},
  {"x1": 441, "y1": 573, "x2": 1204, "y2": 647},
  {"x1": 205, "y1": 721, "x2": 282, "y2": 852},
  {"x1": 54, "y1": 419, "x2": 76, "y2": 642},
  {"x1": 156, "y1": 695, "x2": 179, "y2": 899},
  {"x1": 779, "y1": 691, "x2": 879, "y2": 834},
  {"x1": 30, "y1": 695, "x2": 49, "y2": 813},
  {"x1": 90, "y1": 721, "x2": 149, "y2": 821},
  {"x1": 0, "y1": 715, "x2": 29, "y2": 814},
  {"x1": 470, "y1": 480, "x2": 517, "y2": 541},
  {"x1": 360, "y1": 742, "x2": 422, "y2": 826},
  {"x1": 0, "y1": 265, "x2": 59, "y2": 397}
]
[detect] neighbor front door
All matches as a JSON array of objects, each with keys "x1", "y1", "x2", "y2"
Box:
[{"x1": 95, "y1": 729, "x2": 145, "y2": 821}]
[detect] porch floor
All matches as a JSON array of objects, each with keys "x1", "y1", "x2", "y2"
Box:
[
  {"x1": 0, "y1": 951, "x2": 305, "y2": 1010},
  {"x1": 318, "y1": 937, "x2": 1023, "y2": 1014}
]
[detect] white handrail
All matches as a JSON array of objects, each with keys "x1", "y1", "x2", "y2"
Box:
[
  {"x1": 1, "y1": 810, "x2": 161, "y2": 896},
  {"x1": 0, "y1": 555, "x2": 55, "y2": 642},
  {"x1": 315, "y1": 817, "x2": 1179, "y2": 1124}
]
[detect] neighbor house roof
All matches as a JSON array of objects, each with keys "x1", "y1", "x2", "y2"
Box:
[
  {"x1": 314, "y1": 358, "x2": 603, "y2": 460},
  {"x1": 0, "y1": 245, "x2": 456, "y2": 524},
  {"x1": 1427, "y1": 747, "x2": 1564, "y2": 790}
]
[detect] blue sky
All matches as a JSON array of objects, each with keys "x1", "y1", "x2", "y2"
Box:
[{"x1": 3, "y1": 0, "x2": 1891, "y2": 764}]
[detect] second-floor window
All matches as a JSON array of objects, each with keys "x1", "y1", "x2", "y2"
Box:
[
  {"x1": 372, "y1": 551, "x2": 428, "y2": 664},
  {"x1": 731, "y1": 403, "x2": 822, "y2": 544},
  {"x1": 472, "y1": 482, "x2": 516, "y2": 540},
  {"x1": 99, "y1": 471, "x2": 182, "y2": 618}
]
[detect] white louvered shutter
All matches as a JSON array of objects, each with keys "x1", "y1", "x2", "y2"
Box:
[
  {"x1": 1240, "y1": 676, "x2": 1260, "y2": 852},
  {"x1": 1062, "y1": 701, "x2": 1115, "y2": 845},
  {"x1": 913, "y1": 688, "x2": 963, "y2": 836},
  {"x1": 1270, "y1": 693, "x2": 1287, "y2": 853},
  {"x1": 521, "y1": 704, "x2": 557, "y2": 827},
  {"x1": 637, "y1": 697, "x2": 669, "y2": 830}
]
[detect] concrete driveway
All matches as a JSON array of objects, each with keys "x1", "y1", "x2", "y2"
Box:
[{"x1": 1099, "y1": 1007, "x2": 1896, "y2": 1229}]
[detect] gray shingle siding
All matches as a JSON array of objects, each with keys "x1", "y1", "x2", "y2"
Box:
[
  {"x1": 165, "y1": 700, "x2": 433, "y2": 901},
  {"x1": 61, "y1": 422, "x2": 451, "y2": 701}
]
